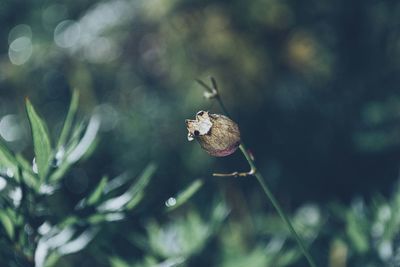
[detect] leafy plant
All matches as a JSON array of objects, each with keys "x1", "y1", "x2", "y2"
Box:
[
  {"x1": 0, "y1": 91, "x2": 156, "y2": 267},
  {"x1": 326, "y1": 184, "x2": 400, "y2": 267}
]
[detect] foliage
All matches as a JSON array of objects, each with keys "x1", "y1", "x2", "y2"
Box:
[
  {"x1": 326, "y1": 185, "x2": 400, "y2": 267},
  {"x1": 0, "y1": 93, "x2": 156, "y2": 267}
]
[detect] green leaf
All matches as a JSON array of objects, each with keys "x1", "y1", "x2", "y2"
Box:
[
  {"x1": 15, "y1": 154, "x2": 34, "y2": 176},
  {"x1": 66, "y1": 115, "x2": 100, "y2": 164},
  {"x1": 0, "y1": 140, "x2": 16, "y2": 168},
  {"x1": 57, "y1": 228, "x2": 98, "y2": 255},
  {"x1": 6, "y1": 208, "x2": 18, "y2": 225},
  {"x1": 48, "y1": 122, "x2": 83, "y2": 182},
  {"x1": 88, "y1": 213, "x2": 125, "y2": 224},
  {"x1": 166, "y1": 179, "x2": 203, "y2": 212},
  {"x1": 86, "y1": 175, "x2": 108, "y2": 206},
  {"x1": 48, "y1": 162, "x2": 70, "y2": 183},
  {"x1": 129, "y1": 163, "x2": 157, "y2": 197},
  {"x1": 49, "y1": 120, "x2": 96, "y2": 183},
  {"x1": 58, "y1": 216, "x2": 79, "y2": 228},
  {"x1": 97, "y1": 163, "x2": 156, "y2": 212},
  {"x1": 103, "y1": 172, "x2": 131, "y2": 193},
  {"x1": 44, "y1": 252, "x2": 61, "y2": 267},
  {"x1": 79, "y1": 137, "x2": 99, "y2": 162},
  {"x1": 109, "y1": 257, "x2": 131, "y2": 267},
  {"x1": 57, "y1": 90, "x2": 80, "y2": 149},
  {"x1": 0, "y1": 212, "x2": 14, "y2": 240},
  {"x1": 64, "y1": 121, "x2": 86, "y2": 150},
  {"x1": 346, "y1": 211, "x2": 369, "y2": 253},
  {"x1": 0, "y1": 138, "x2": 19, "y2": 182},
  {"x1": 16, "y1": 154, "x2": 39, "y2": 190},
  {"x1": 87, "y1": 214, "x2": 107, "y2": 224},
  {"x1": 125, "y1": 191, "x2": 145, "y2": 210},
  {"x1": 26, "y1": 98, "x2": 52, "y2": 182}
]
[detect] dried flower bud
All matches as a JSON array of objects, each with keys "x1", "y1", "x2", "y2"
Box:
[{"x1": 185, "y1": 111, "x2": 241, "y2": 157}]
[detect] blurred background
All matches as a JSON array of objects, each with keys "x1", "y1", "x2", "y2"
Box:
[{"x1": 1, "y1": 0, "x2": 400, "y2": 266}]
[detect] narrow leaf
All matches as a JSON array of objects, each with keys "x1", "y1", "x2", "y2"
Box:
[
  {"x1": 346, "y1": 211, "x2": 369, "y2": 253},
  {"x1": 97, "y1": 163, "x2": 156, "y2": 212},
  {"x1": 49, "y1": 120, "x2": 96, "y2": 182},
  {"x1": 15, "y1": 154, "x2": 35, "y2": 176},
  {"x1": 0, "y1": 138, "x2": 19, "y2": 181},
  {"x1": 43, "y1": 252, "x2": 61, "y2": 267},
  {"x1": 58, "y1": 216, "x2": 79, "y2": 228},
  {"x1": 87, "y1": 212, "x2": 125, "y2": 224},
  {"x1": 0, "y1": 139, "x2": 17, "y2": 169},
  {"x1": 103, "y1": 172, "x2": 131, "y2": 194},
  {"x1": 48, "y1": 123, "x2": 83, "y2": 182},
  {"x1": 166, "y1": 179, "x2": 203, "y2": 212},
  {"x1": 88, "y1": 214, "x2": 107, "y2": 224},
  {"x1": 16, "y1": 154, "x2": 39, "y2": 190},
  {"x1": 35, "y1": 239, "x2": 49, "y2": 267},
  {"x1": 128, "y1": 163, "x2": 157, "y2": 196},
  {"x1": 26, "y1": 98, "x2": 52, "y2": 181},
  {"x1": 125, "y1": 191, "x2": 145, "y2": 210},
  {"x1": 57, "y1": 90, "x2": 80, "y2": 149},
  {"x1": 0, "y1": 212, "x2": 14, "y2": 239},
  {"x1": 57, "y1": 228, "x2": 98, "y2": 255},
  {"x1": 109, "y1": 257, "x2": 131, "y2": 267},
  {"x1": 86, "y1": 175, "x2": 108, "y2": 206},
  {"x1": 67, "y1": 114, "x2": 100, "y2": 164},
  {"x1": 48, "y1": 162, "x2": 70, "y2": 183}
]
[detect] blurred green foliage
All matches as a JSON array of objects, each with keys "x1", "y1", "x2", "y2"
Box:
[{"x1": 1, "y1": 0, "x2": 400, "y2": 266}]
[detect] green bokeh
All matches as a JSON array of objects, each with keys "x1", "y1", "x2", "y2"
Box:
[{"x1": 1, "y1": 0, "x2": 400, "y2": 266}]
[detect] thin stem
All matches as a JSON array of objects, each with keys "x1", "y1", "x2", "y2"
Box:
[
  {"x1": 215, "y1": 97, "x2": 231, "y2": 118},
  {"x1": 239, "y1": 146, "x2": 317, "y2": 267},
  {"x1": 198, "y1": 78, "x2": 317, "y2": 267}
]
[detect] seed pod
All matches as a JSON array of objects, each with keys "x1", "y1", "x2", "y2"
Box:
[{"x1": 185, "y1": 111, "x2": 241, "y2": 157}]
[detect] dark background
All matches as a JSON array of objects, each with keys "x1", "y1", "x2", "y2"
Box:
[{"x1": 1, "y1": 0, "x2": 400, "y2": 266}]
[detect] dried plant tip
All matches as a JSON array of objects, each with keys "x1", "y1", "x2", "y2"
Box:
[{"x1": 186, "y1": 110, "x2": 241, "y2": 157}]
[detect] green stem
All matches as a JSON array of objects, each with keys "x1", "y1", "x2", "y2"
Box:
[{"x1": 239, "y1": 144, "x2": 317, "y2": 267}]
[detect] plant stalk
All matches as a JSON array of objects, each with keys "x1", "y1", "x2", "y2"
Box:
[
  {"x1": 198, "y1": 77, "x2": 317, "y2": 267},
  {"x1": 239, "y1": 144, "x2": 317, "y2": 267}
]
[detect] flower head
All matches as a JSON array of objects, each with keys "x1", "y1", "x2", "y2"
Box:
[{"x1": 185, "y1": 111, "x2": 241, "y2": 157}]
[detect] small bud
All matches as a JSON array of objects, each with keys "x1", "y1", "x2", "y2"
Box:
[{"x1": 186, "y1": 111, "x2": 241, "y2": 157}]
